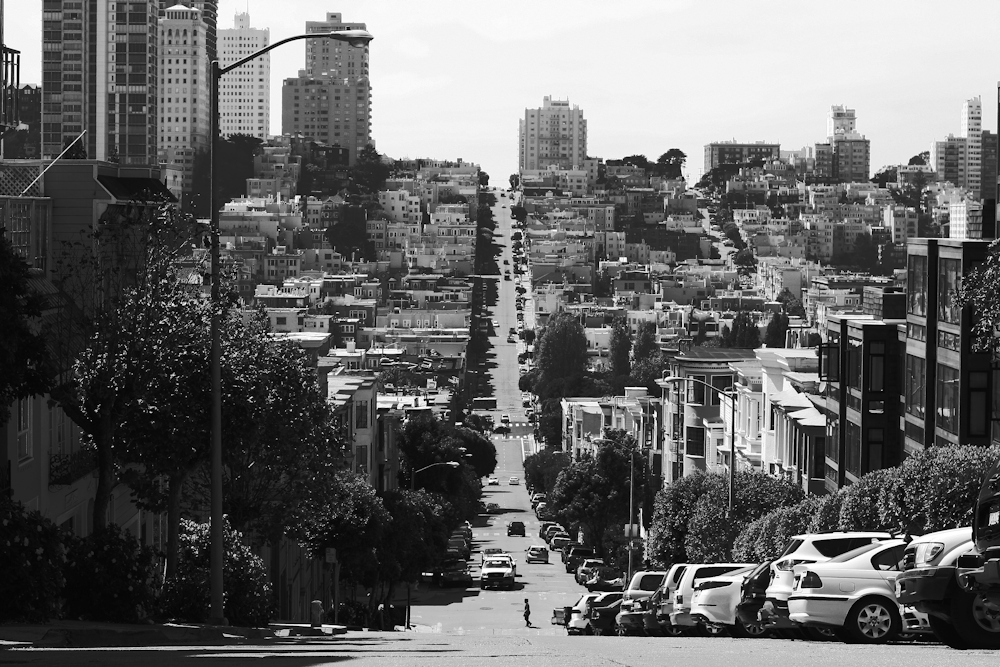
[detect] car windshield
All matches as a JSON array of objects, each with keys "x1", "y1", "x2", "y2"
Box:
[
  {"x1": 484, "y1": 560, "x2": 509, "y2": 568},
  {"x1": 827, "y1": 541, "x2": 885, "y2": 563}
]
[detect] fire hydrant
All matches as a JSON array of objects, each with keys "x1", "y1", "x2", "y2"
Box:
[{"x1": 310, "y1": 600, "x2": 324, "y2": 628}]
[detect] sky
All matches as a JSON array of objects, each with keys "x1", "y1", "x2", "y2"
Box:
[{"x1": 6, "y1": 0, "x2": 999, "y2": 183}]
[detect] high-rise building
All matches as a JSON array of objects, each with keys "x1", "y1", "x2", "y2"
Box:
[
  {"x1": 158, "y1": 3, "x2": 210, "y2": 202},
  {"x1": 519, "y1": 97, "x2": 588, "y2": 171},
  {"x1": 827, "y1": 105, "x2": 856, "y2": 137},
  {"x1": 41, "y1": 0, "x2": 159, "y2": 165},
  {"x1": 930, "y1": 97, "x2": 984, "y2": 196},
  {"x1": 304, "y1": 13, "x2": 369, "y2": 80},
  {"x1": 5, "y1": 84, "x2": 41, "y2": 159},
  {"x1": 280, "y1": 13, "x2": 372, "y2": 166},
  {"x1": 814, "y1": 105, "x2": 870, "y2": 183},
  {"x1": 218, "y1": 12, "x2": 269, "y2": 140},
  {"x1": 159, "y1": 1, "x2": 217, "y2": 62}
]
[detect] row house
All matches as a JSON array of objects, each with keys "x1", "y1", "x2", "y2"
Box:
[{"x1": 379, "y1": 189, "x2": 424, "y2": 224}]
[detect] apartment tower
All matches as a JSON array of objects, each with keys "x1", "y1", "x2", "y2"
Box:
[
  {"x1": 930, "y1": 97, "x2": 983, "y2": 197},
  {"x1": 519, "y1": 96, "x2": 587, "y2": 171},
  {"x1": 280, "y1": 13, "x2": 372, "y2": 166},
  {"x1": 159, "y1": 1, "x2": 217, "y2": 61},
  {"x1": 157, "y1": 4, "x2": 210, "y2": 200},
  {"x1": 218, "y1": 12, "x2": 269, "y2": 139},
  {"x1": 41, "y1": 0, "x2": 159, "y2": 164}
]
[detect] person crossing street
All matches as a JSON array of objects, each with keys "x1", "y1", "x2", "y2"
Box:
[{"x1": 523, "y1": 598, "x2": 531, "y2": 627}]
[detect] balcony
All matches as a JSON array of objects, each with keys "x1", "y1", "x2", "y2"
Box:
[{"x1": 49, "y1": 447, "x2": 97, "y2": 487}]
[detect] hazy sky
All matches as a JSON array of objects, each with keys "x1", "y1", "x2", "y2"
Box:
[{"x1": 7, "y1": 0, "x2": 999, "y2": 183}]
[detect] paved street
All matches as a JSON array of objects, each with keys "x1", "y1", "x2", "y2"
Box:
[{"x1": 7, "y1": 632, "x2": 1000, "y2": 666}]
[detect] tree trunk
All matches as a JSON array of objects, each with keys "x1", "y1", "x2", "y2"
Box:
[
  {"x1": 165, "y1": 472, "x2": 185, "y2": 578},
  {"x1": 92, "y1": 427, "x2": 115, "y2": 531}
]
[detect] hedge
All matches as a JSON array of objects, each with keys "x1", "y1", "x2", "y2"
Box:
[
  {"x1": 64, "y1": 525, "x2": 158, "y2": 622},
  {"x1": 0, "y1": 498, "x2": 66, "y2": 622}
]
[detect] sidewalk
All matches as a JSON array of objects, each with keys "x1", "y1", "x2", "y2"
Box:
[{"x1": 0, "y1": 619, "x2": 347, "y2": 649}]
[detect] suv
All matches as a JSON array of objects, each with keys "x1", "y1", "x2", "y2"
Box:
[
  {"x1": 507, "y1": 521, "x2": 526, "y2": 537},
  {"x1": 760, "y1": 531, "x2": 891, "y2": 630},
  {"x1": 564, "y1": 545, "x2": 596, "y2": 572},
  {"x1": 616, "y1": 570, "x2": 667, "y2": 635}
]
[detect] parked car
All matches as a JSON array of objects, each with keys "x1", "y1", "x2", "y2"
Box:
[
  {"x1": 554, "y1": 593, "x2": 599, "y2": 629},
  {"x1": 542, "y1": 524, "x2": 566, "y2": 542},
  {"x1": 568, "y1": 592, "x2": 622, "y2": 635},
  {"x1": 654, "y1": 563, "x2": 689, "y2": 636},
  {"x1": 690, "y1": 568, "x2": 765, "y2": 637},
  {"x1": 671, "y1": 563, "x2": 754, "y2": 632},
  {"x1": 480, "y1": 556, "x2": 516, "y2": 590},
  {"x1": 438, "y1": 559, "x2": 473, "y2": 588},
  {"x1": 590, "y1": 598, "x2": 624, "y2": 636},
  {"x1": 586, "y1": 567, "x2": 625, "y2": 592},
  {"x1": 789, "y1": 539, "x2": 907, "y2": 644},
  {"x1": 486, "y1": 476, "x2": 499, "y2": 486},
  {"x1": 530, "y1": 493, "x2": 547, "y2": 508},
  {"x1": 548, "y1": 532, "x2": 572, "y2": 551},
  {"x1": 616, "y1": 570, "x2": 668, "y2": 636},
  {"x1": 735, "y1": 560, "x2": 774, "y2": 637},
  {"x1": 893, "y1": 527, "x2": 980, "y2": 647},
  {"x1": 486, "y1": 502, "x2": 500, "y2": 514},
  {"x1": 525, "y1": 545, "x2": 549, "y2": 563},
  {"x1": 576, "y1": 558, "x2": 605, "y2": 584},
  {"x1": 538, "y1": 521, "x2": 560, "y2": 540},
  {"x1": 761, "y1": 531, "x2": 892, "y2": 632},
  {"x1": 481, "y1": 547, "x2": 504, "y2": 564},
  {"x1": 447, "y1": 536, "x2": 470, "y2": 561},
  {"x1": 507, "y1": 521, "x2": 526, "y2": 537}
]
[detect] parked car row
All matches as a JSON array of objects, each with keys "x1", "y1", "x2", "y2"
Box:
[{"x1": 552, "y1": 527, "x2": 981, "y2": 646}]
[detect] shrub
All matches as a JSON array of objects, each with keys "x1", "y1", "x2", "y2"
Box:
[
  {"x1": 647, "y1": 472, "x2": 723, "y2": 566},
  {"x1": 733, "y1": 496, "x2": 822, "y2": 562},
  {"x1": 63, "y1": 525, "x2": 158, "y2": 622},
  {"x1": 157, "y1": 519, "x2": 273, "y2": 627},
  {"x1": 0, "y1": 498, "x2": 66, "y2": 622},
  {"x1": 808, "y1": 492, "x2": 844, "y2": 533}
]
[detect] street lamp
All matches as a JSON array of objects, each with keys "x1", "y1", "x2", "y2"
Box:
[
  {"x1": 660, "y1": 375, "x2": 738, "y2": 513},
  {"x1": 410, "y1": 461, "x2": 461, "y2": 490},
  {"x1": 207, "y1": 28, "x2": 373, "y2": 625}
]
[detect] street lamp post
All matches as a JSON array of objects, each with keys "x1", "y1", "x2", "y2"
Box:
[
  {"x1": 410, "y1": 461, "x2": 460, "y2": 490},
  {"x1": 208, "y1": 28, "x2": 372, "y2": 625},
  {"x1": 660, "y1": 376, "x2": 738, "y2": 512}
]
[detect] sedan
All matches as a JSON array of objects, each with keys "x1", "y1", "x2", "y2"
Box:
[
  {"x1": 526, "y1": 545, "x2": 549, "y2": 564},
  {"x1": 549, "y1": 533, "x2": 572, "y2": 551},
  {"x1": 487, "y1": 476, "x2": 499, "y2": 486},
  {"x1": 788, "y1": 539, "x2": 907, "y2": 644},
  {"x1": 508, "y1": 476, "x2": 520, "y2": 485}
]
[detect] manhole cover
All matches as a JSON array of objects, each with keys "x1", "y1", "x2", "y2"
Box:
[{"x1": 480, "y1": 607, "x2": 493, "y2": 610}]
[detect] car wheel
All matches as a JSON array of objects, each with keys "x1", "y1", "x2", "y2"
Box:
[
  {"x1": 928, "y1": 614, "x2": 967, "y2": 649},
  {"x1": 701, "y1": 624, "x2": 727, "y2": 637},
  {"x1": 804, "y1": 627, "x2": 836, "y2": 642},
  {"x1": 734, "y1": 617, "x2": 769, "y2": 638},
  {"x1": 662, "y1": 623, "x2": 685, "y2": 637},
  {"x1": 616, "y1": 624, "x2": 627, "y2": 637},
  {"x1": 844, "y1": 597, "x2": 900, "y2": 644},
  {"x1": 584, "y1": 625, "x2": 594, "y2": 636},
  {"x1": 948, "y1": 587, "x2": 1000, "y2": 649}
]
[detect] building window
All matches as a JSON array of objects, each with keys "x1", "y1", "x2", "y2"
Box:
[
  {"x1": 16, "y1": 398, "x2": 31, "y2": 460},
  {"x1": 938, "y1": 258, "x2": 962, "y2": 324},
  {"x1": 907, "y1": 254, "x2": 927, "y2": 316},
  {"x1": 686, "y1": 425, "x2": 705, "y2": 458},
  {"x1": 846, "y1": 339, "x2": 862, "y2": 389},
  {"x1": 936, "y1": 364, "x2": 959, "y2": 434},
  {"x1": 845, "y1": 422, "x2": 861, "y2": 477},
  {"x1": 905, "y1": 354, "x2": 925, "y2": 419},
  {"x1": 868, "y1": 341, "x2": 885, "y2": 392},
  {"x1": 867, "y1": 428, "x2": 884, "y2": 473},
  {"x1": 687, "y1": 375, "x2": 707, "y2": 404},
  {"x1": 969, "y1": 371, "x2": 988, "y2": 437},
  {"x1": 355, "y1": 400, "x2": 369, "y2": 429}
]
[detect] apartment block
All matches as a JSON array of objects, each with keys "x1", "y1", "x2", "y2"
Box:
[
  {"x1": 218, "y1": 12, "x2": 269, "y2": 139},
  {"x1": 281, "y1": 76, "x2": 371, "y2": 166},
  {"x1": 519, "y1": 96, "x2": 587, "y2": 171},
  {"x1": 303, "y1": 13, "x2": 369, "y2": 80},
  {"x1": 42, "y1": 0, "x2": 159, "y2": 164},
  {"x1": 702, "y1": 141, "x2": 780, "y2": 173}
]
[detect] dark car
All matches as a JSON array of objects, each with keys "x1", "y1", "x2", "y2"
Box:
[
  {"x1": 735, "y1": 560, "x2": 773, "y2": 634},
  {"x1": 507, "y1": 521, "x2": 526, "y2": 537},
  {"x1": 590, "y1": 598, "x2": 623, "y2": 636},
  {"x1": 564, "y1": 545, "x2": 596, "y2": 572},
  {"x1": 539, "y1": 521, "x2": 559, "y2": 539}
]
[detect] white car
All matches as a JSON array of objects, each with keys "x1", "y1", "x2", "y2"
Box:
[
  {"x1": 487, "y1": 476, "x2": 499, "y2": 486},
  {"x1": 480, "y1": 557, "x2": 516, "y2": 590},
  {"x1": 670, "y1": 563, "x2": 754, "y2": 630},
  {"x1": 761, "y1": 531, "x2": 892, "y2": 631},
  {"x1": 655, "y1": 563, "x2": 689, "y2": 635},
  {"x1": 689, "y1": 569, "x2": 765, "y2": 637},
  {"x1": 567, "y1": 592, "x2": 622, "y2": 635},
  {"x1": 788, "y1": 539, "x2": 907, "y2": 644},
  {"x1": 508, "y1": 476, "x2": 520, "y2": 485}
]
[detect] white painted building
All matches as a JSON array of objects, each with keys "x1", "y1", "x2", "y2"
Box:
[{"x1": 218, "y1": 12, "x2": 270, "y2": 139}]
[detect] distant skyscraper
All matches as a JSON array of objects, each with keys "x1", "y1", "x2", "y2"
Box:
[
  {"x1": 930, "y1": 97, "x2": 983, "y2": 197},
  {"x1": 159, "y1": 1, "x2": 217, "y2": 62},
  {"x1": 814, "y1": 105, "x2": 870, "y2": 183},
  {"x1": 519, "y1": 96, "x2": 588, "y2": 171},
  {"x1": 218, "y1": 12, "x2": 269, "y2": 139},
  {"x1": 41, "y1": 0, "x2": 159, "y2": 164},
  {"x1": 158, "y1": 3, "x2": 210, "y2": 201},
  {"x1": 280, "y1": 13, "x2": 372, "y2": 166},
  {"x1": 827, "y1": 105, "x2": 856, "y2": 137},
  {"x1": 304, "y1": 13, "x2": 369, "y2": 80}
]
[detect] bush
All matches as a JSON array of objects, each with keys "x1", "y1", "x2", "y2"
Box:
[
  {"x1": 0, "y1": 498, "x2": 66, "y2": 622},
  {"x1": 733, "y1": 496, "x2": 822, "y2": 562},
  {"x1": 808, "y1": 492, "x2": 845, "y2": 533},
  {"x1": 647, "y1": 472, "x2": 724, "y2": 566},
  {"x1": 63, "y1": 525, "x2": 158, "y2": 622},
  {"x1": 158, "y1": 519, "x2": 273, "y2": 627}
]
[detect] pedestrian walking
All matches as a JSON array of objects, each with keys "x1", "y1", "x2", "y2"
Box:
[{"x1": 523, "y1": 598, "x2": 531, "y2": 627}]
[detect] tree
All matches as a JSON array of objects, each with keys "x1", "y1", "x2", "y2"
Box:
[
  {"x1": 621, "y1": 154, "x2": 650, "y2": 171},
  {"x1": 510, "y1": 204, "x2": 528, "y2": 223},
  {"x1": 871, "y1": 165, "x2": 898, "y2": 188},
  {"x1": 632, "y1": 321, "x2": 659, "y2": 362},
  {"x1": 396, "y1": 413, "x2": 483, "y2": 517},
  {"x1": 62, "y1": 135, "x2": 87, "y2": 159},
  {"x1": 648, "y1": 472, "x2": 721, "y2": 566},
  {"x1": 656, "y1": 149, "x2": 687, "y2": 179},
  {"x1": 629, "y1": 353, "x2": 670, "y2": 394},
  {"x1": 453, "y1": 427, "x2": 498, "y2": 478},
  {"x1": 46, "y1": 203, "x2": 200, "y2": 532},
  {"x1": 908, "y1": 151, "x2": 929, "y2": 166},
  {"x1": 0, "y1": 229, "x2": 51, "y2": 426},
  {"x1": 764, "y1": 312, "x2": 789, "y2": 348},
  {"x1": 733, "y1": 248, "x2": 757, "y2": 276},
  {"x1": 217, "y1": 134, "x2": 264, "y2": 204},
  {"x1": 535, "y1": 312, "x2": 588, "y2": 388},
  {"x1": 721, "y1": 311, "x2": 761, "y2": 349},
  {"x1": 509, "y1": 174, "x2": 520, "y2": 190},
  {"x1": 608, "y1": 315, "x2": 632, "y2": 378},
  {"x1": 522, "y1": 448, "x2": 570, "y2": 496},
  {"x1": 479, "y1": 171, "x2": 489, "y2": 187},
  {"x1": 348, "y1": 144, "x2": 391, "y2": 195},
  {"x1": 733, "y1": 496, "x2": 823, "y2": 562},
  {"x1": 960, "y1": 242, "x2": 1000, "y2": 353},
  {"x1": 776, "y1": 288, "x2": 806, "y2": 318},
  {"x1": 723, "y1": 223, "x2": 746, "y2": 249}
]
